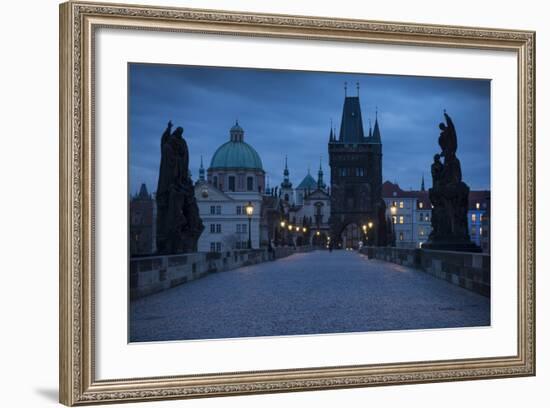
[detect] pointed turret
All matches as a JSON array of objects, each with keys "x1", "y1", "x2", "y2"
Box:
[
  {"x1": 421, "y1": 174, "x2": 425, "y2": 191},
  {"x1": 372, "y1": 108, "x2": 381, "y2": 142},
  {"x1": 281, "y1": 155, "x2": 292, "y2": 189},
  {"x1": 199, "y1": 155, "x2": 205, "y2": 182},
  {"x1": 317, "y1": 157, "x2": 326, "y2": 191},
  {"x1": 265, "y1": 175, "x2": 272, "y2": 195},
  {"x1": 138, "y1": 183, "x2": 150, "y2": 199}
]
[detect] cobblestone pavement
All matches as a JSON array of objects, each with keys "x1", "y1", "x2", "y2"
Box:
[{"x1": 130, "y1": 250, "x2": 490, "y2": 342}]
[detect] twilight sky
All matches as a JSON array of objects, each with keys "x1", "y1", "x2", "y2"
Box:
[{"x1": 129, "y1": 63, "x2": 490, "y2": 196}]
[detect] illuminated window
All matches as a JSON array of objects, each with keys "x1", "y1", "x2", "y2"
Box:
[
  {"x1": 419, "y1": 229, "x2": 425, "y2": 236},
  {"x1": 399, "y1": 201, "x2": 404, "y2": 208},
  {"x1": 480, "y1": 227, "x2": 483, "y2": 235},
  {"x1": 419, "y1": 202, "x2": 424, "y2": 209},
  {"x1": 392, "y1": 215, "x2": 397, "y2": 224},
  {"x1": 399, "y1": 216, "x2": 404, "y2": 224},
  {"x1": 480, "y1": 214, "x2": 483, "y2": 222},
  {"x1": 399, "y1": 232, "x2": 404, "y2": 241},
  {"x1": 476, "y1": 202, "x2": 480, "y2": 209},
  {"x1": 471, "y1": 213, "x2": 476, "y2": 222}
]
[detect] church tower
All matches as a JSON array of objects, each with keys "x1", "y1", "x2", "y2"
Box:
[
  {"x1": 328, "y1": 83, "x2": 385, "y2": 248},
  {"x1": 280, "y1": 156, "x2": 294, "y2": 204}
]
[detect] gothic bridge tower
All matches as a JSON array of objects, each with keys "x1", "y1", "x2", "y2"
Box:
[{"x1": 328, "y1": 84, "x2": 386, "y2": 248}]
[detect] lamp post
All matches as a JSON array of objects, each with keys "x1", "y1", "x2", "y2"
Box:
[
  {"x1": 362, "y1": 221, "x2": 374, "y2": 246},
  {"x1": 245, "y1": 201, "x2": 254, "y2": 249}
]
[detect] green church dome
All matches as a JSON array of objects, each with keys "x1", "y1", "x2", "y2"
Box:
[{"x1": 209, "y1": 121, "x2": 264, "y2": 171}]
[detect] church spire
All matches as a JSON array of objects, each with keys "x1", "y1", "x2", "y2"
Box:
[
  {"x1": 266, "y1": 175, "x2": 271, "y2": 195},
  {"x1": 317, "y1": 156, "x2": 326, "y2": 191},
  {"x1": 199, "y1": 155, "x2": 205, "y2": 182},
  {"x1": 281, "y1": 155, "x2": 292, "y2": 189},
  {"x1": 421, "y1": 173, "x2": 425, "y2": 191}
]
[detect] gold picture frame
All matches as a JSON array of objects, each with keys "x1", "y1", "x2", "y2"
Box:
[{"x1": 59, "y1": 1, "x2": 536, "y2": 405}]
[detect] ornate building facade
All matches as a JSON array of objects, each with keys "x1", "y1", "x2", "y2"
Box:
[
  {"x1": 328, "y1": 91, "x2": 386, "y2": 249},
  {"x1": 276, "y1": 158, "x2": 331, "y2": 246},
  {"x1": 194, "y1": 122, "x2": 265, "y2": 252}
]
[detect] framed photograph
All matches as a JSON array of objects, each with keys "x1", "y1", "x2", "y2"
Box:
[{"x1": 59, "y1": 1, "x2": 535, "y2": 405}]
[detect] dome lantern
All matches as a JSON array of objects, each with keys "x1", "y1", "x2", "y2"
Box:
[{"x1": 229, "y1": 120, "x2": 244, "y2": 142}]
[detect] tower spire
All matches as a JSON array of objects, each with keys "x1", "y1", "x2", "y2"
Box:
[
  {"x1": 344, "y1": 81, "x2": 347, "y2": 97},
  {"x1": 421, "y1": 173, "x2": 425, "y2": 191},
  {"x1": 281, "y1": 155, "x2": 292, "y2": 190},
  {"x1": 199, "y1": 155, "x2": 205, "y2": 181},
  {"x1": 356, "y1": 82, "x2": 360, "y2": 97},
  {"x1": 317, "y1": 155, "x2": 325, "y2": 191}
]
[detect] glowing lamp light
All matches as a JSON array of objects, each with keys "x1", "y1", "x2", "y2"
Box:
[{"x1": 245, "y1": 201, "x2": 254, "y2": 217}]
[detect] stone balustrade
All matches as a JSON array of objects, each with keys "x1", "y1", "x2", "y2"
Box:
[
  {"x1": 130, "y1": 245, "x2": 314, "y2": 300},
  {"x1": 360, "y1": 246, "x2": 490, "y2": 297},
  {"x1": 130, "y1": 249, "x2": 268, "y2": 300}
]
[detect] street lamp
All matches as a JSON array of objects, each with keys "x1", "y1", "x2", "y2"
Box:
[
  {"x1": 245, "y1": 201, "x2": 254, "y2": 249},
  {"x1": 362, "y1": 221, "x2": 374, "y2": 246},
  {"x1": 280, "y1": 221, "x2": 286, "y2": 228}
]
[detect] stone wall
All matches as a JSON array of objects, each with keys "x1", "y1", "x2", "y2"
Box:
[
  {"x1": 273, "y1": 245, "x2": 313, "y2": 259},
  {"x1": 361, "y1": 246, "x2": 490, "y2": 297},
  {"x1": 130, "y1": 249, "x2": 269, "y2": 300}
]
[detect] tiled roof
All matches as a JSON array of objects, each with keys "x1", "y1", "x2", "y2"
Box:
[{"x1": 382, "y1": 181, "x2": 490, "y2": 210}]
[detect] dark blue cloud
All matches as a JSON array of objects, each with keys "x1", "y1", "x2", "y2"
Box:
[{"x1": 129, "y1": 63, "x2": 490, "y2": 195}]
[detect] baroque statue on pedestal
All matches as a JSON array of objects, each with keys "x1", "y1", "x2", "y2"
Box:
[
  {"x1": 423, "y1": 112, "x2": 481, "y2": 252},
  {"x1": 155, "y1": 121, "x2": 204, "y2": 254}
]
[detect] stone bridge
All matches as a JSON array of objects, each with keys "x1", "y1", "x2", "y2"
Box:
[{"x1": 130, "y1": 250, "x2": 490, "y2": 342}]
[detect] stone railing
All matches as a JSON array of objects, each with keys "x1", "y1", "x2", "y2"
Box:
[
  {"x1": 130, "y1": 249, "x2": 268, "y2": 300},
  {"x1": 360, "y1": 246, "x2": 490, "y2": 297},
  {"x1": 273, "y1": 245, "x2": 313, "y2": 259}
]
